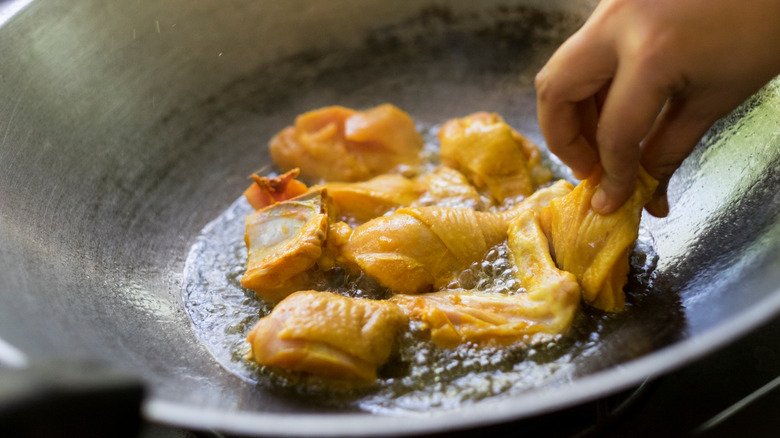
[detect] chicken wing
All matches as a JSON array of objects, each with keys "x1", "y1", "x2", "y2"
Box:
[
  {"x1": 269, "y1": 104, "x2": 423, "y2": 182},
  {"x1": 247, "y1": 291, "x2": 407, "y2": 382},
  {"x1": 540, "y1": 167, "x2": 658, "y2": 312}
]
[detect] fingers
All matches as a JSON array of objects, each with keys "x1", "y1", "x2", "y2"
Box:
[
  {"x1": 591, "y1": 59, "x2": 672, "y2": 214},
  {"x1": 639, "y1": 98, "x2": 715, "y2": 217},
  {"x1": 536, "y1": 33, "x2": 616, "y2": 179}
]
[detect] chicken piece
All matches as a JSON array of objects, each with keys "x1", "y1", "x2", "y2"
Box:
[
  {"x1": 320, "y1": 174, "x2": 424, "y2": 225},
  {"x1": 241, "y1": 189, "x2": 329, "y2": 302},
  {"x1": 438, "y1": 112, "x2": 552, "y2": 205},
  {"x1": 390, "y1": 210, "x2": 580, "y2": 348},
  {"x1": 247, "y1": 291, "x2": 407, "y2": 382},
  {"x1": 244, "y1": 168, "x2": 309, "y2": 210},
  {"x1": 506, "y1": 210, "x2": 581, "y2": 336},
  {"x1": 413, "y1": 166, "x2": 485, "y2": 210},
  {"x1": 511, "y1": 128, "x2": 554, "y2": 190},
  {"x1": 500, "y1": 179, "x2": 574, "y2": 221},
  {"x1": 269, "y1": 104, "x2": 423, "y2": 182},
  {"x1": 316, "y1": 220, "x2": 354, "y2": 272},
  {"x1": 324, "y1": 166, "x2": 485, "y2": 225},
  {"x1": 540, "y1": 167, "x2": 659, "y2": 312},
  {"x1": 340, "y1": 207, "x2": 508, "y2": 294},
  {"x1": 343, "y1": 104, "x2": 424, "y2": 177}
]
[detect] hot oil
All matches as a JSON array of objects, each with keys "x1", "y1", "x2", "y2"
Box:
[
  {"x1": 181, "y1": 122, "x2": 662, "y2": 412},
  {"x1": 445, "y1": 243, "x2": 521, "y2": 294}
]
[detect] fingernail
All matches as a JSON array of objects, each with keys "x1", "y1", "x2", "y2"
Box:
[
  {"x1": 592, "y1": 188, "x2": 608, "y2": 212},
  {"x1": 573, "y1": 161, "x2": 596, "y2": 180},
  {"x1": 573, "y1": 169, "x2": 590, "y2": 180}
]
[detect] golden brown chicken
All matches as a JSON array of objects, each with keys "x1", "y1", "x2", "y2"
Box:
[
  {"x1": 507, "y1": 210, "x2": 581, "y2": 335},
  {"x1": 339, "y1": 206, "x2": 509, "y2": 294},
  {"x1": 269, "y1": 104, "x2": 423, "y2": 182},
  {"x1": 438, "y1": 112, "x2": 552, "y2": 205},
  {"x1": 540, "y1": 168, "x2": 658, "y2": 312},
  {"x1": 320, "y1": 166, "x2": 483, "y2": 225},
  {"x1": 390, "y1": 210, "x2": 580, "y2": 348},
  {"x1": 241, "y1": 189, "x2": 330, "y2": 302},
  {"x1": 413, "y1": 166, "x2": 485, "y2": 210},
  {"x1": 319, "y1": 174, "x2": 424, "y2": 225},
  {"x1": 246, "y1": 291, "x2": 407, "y2": 382},
  {"x1": 503, "y1": 179, "x2": 574, "y2": 218}
]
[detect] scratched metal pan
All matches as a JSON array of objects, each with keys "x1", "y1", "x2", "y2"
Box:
[{"x1": 0, "y1": 0, "x2": 778, "y2": 436}]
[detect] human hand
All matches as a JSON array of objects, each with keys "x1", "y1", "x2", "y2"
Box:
[{"x1": 535, "y1": 0, "x2": 780, "y2": 217}]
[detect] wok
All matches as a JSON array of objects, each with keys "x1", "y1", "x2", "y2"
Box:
[{"x1": 0, "y1": 0, "x2": 778, "y2": 436}]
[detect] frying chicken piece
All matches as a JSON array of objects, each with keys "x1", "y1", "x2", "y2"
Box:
[
  {"x1": 323, "y1": 166, "x2": 484, "y2": 225},
  {"x1": 241, "y1": 189, "x2": 329, "y2": 302},
  {"x1": 244, "y1": 168, "x2": 309, "y2": 210},
  {"x1": 343, "y1": 104, "x2": 424, "y2": 177},
  {"x1": 511, "y1": 128, "x2": 554, "y2": 190},
  {"x1": 540, "y1": 167, "x2": 659, "y2": 312},
  {"x1": 247, "y1": 291, "x2": 407, "y2": 382},
  {"x1": 269, "y1": 104, "x2": 423, "y2": 182},
  {"x1": 320, "y1": 174, "x2": 424, "y2": 225},
  {"x1": 316, "y1": 220, "x2": 353, "y2": 272},
  {"x1": 390, "y1": 210, "x2": 580, "y2": 348},
  {"x1": 507, "y1": 210, "x2": 581, "y2": 335},
  {"x1": 438, "y1": 112, "x2": 552, "y2": 205},
  {"x1": 413, "y1": 166, "x2": 485, "y2": 210},
  {"x1": 501, "y1": 179, "x2": 574, "y2": 220},
  {"x1": 340, "y1": 207, "x2": 509, "y2": 294}
]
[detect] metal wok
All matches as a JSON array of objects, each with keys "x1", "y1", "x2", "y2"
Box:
[{"x1": 0, "y1": 0, "x2": 778, "y2": 436}]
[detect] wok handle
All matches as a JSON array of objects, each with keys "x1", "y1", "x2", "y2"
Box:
[{"x1": 0, "y1": 359, "x2": 144, "y2": 437}]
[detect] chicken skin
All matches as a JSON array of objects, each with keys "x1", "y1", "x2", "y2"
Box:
[
  {"x1": 503, "y1": 179, "x2": 573, "y2": 218},
  {"x1": 322, "y1": 166, "x2": 483, "y2": 225},
  {"x1": 340, "y1": 206, "x2": 509, "y2": 294},
  {"x1": 413, "y1": 166, "x2": 484, "y2": 210},
  {"x1": 319, "y1": 174, "x2": 424, "y2": 225},
  {"x1": 390, "y1": 210, "x2": 580, "y2": 348},
  {"x1": 247, "y1": 291, "x2": 407, "y2": 382},
  {"x1": 241, "y1": 189, "x2": 330, "y2": 302},
  {"x1": 540, "y1": 168, "x2": 659, "y2": 312},
  {"x1": 438, "y1": 112, "x2": 552, "y2": 204},
  {"x1": 269, "y1": 104, "x2": 423, "y2": 182}
]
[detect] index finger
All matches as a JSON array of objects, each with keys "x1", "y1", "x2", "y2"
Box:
[{"x1": 535, "y1": 32, "x2": 616, "y2": 179}]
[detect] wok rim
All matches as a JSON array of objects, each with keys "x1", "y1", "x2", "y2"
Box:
[{"x1": 143, "y1": 290, "x2": 780, "y2": 436}]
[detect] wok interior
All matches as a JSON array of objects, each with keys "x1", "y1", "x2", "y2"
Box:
[{"x1": 1, "y1": 0, "x2": 778, "y2": 433}]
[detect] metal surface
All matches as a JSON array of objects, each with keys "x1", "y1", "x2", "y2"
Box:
[{"x1": 0, "y1": 0, "x2": 778, "y2": 436}]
